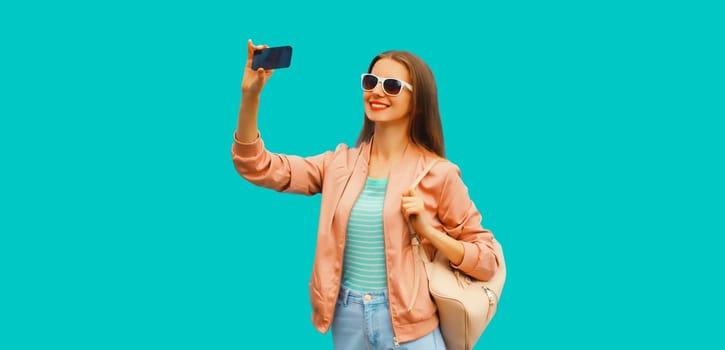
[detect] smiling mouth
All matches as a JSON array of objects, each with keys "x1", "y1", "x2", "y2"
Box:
[{"x1": 370, "y1": 102, "x2": 388, "y2": 111}]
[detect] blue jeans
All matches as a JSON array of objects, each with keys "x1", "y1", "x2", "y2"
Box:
[{"x1": 331, "y1": 285, "x2": 446, "y2": 350}]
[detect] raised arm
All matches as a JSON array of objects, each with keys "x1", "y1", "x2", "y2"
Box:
[
  {"x1": 232, "y1": 39, "x2": 337, "y2": 196},
  {"x1": 237, "y1": 39, "x2": 273, "y2": 143}
]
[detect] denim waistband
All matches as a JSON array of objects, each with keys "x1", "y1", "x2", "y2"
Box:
[{"x1": 338, "y1": 285, "x2": 388, "y2": 306}]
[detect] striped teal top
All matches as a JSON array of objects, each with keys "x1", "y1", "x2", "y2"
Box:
[{"x1": 342, "y1": 177, "x2": 388, "y2": 292}]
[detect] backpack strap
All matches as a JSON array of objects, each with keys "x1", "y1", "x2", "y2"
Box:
[{"x1": 410, "y1": 158, "x2": 440, "y2": 189}]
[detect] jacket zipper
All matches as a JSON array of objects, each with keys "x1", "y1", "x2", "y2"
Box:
[{"x1": 380, "y1": 173, "x2": 402, "y2": 349}]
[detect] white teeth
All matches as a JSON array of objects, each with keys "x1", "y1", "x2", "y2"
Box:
[{"x1": 371, "y1": 103, "x2": 387, "y2": 108}]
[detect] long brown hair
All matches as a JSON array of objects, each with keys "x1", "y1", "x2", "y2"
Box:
[{"x1": 355, "y1": 51, "x2": 445, "y2": 158}]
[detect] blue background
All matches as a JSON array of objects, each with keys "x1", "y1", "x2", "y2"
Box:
[{"x1": 2, "y1": 1, "x2": 723, "y2": 349}]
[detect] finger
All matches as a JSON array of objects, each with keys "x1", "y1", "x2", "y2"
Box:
[
  {"x1": 402, "y1": 202, "x2": 417, "y2": 209},
  {"x1": 402, "y1": 205, "x2": 422, "y2": 215},
  {"x1": 257, "y1": 67, "x2": 275, "y2": 80},
  {"x1": 401, "y1": 200, "x2": 422, "y2": 210},
  {"x1": 248, "y1": 39, "x2": 269, "y2": 51},
  {"x1": 246, "y1": 39, "x2": 270, "y2": 67},
  {"x1": 402, "y1": 188, "x2": 415, "y2": 197},
  {"x1": 246, "y1": 39, "x2": 255, "y2": 65},
  {"x1": 403, "y1": 208, "x2": 418, "y2": 218},
  {"x1": 401, "y1": 201, "x2": 416, "y2": 210}
]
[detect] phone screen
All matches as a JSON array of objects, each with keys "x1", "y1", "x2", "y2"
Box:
[{"x1": 252, "y1": 46, "x2": 293, "y2": 70}]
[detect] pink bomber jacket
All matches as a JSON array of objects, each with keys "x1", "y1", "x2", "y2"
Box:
[{"x1": 231, "y1": 134, "x2": 499, "y2": 343}]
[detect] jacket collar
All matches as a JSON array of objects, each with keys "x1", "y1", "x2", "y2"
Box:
[
  {"x1": 360, "y1": 135, "x2": 429, "y2": 171},
  {"x1": 356, "y1": 136, "x2": 435, "y2": 203}
]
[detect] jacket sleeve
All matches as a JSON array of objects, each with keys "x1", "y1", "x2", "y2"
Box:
[
  {"x1": 231, "y1": 133, "x2": 340, "y2": 196},
  {"x1": 436, "y1": 162, "x2": 499, "y2": 281}
]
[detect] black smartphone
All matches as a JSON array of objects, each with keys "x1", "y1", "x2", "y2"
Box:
[{"x1": 252, "y1": 45, "x2": 293, "y2": 70}]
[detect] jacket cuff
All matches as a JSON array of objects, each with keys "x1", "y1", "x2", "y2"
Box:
[
  {"x1": 451, "y1": 241, "x2": 479, "y2": 272},
  {"x1": 232, "y1": 132, "x2": 263, "y2": 158}
]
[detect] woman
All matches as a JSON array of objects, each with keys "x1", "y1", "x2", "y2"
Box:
[{"x1": 232, "y1": 39, "x2": 499, "y2": 349}]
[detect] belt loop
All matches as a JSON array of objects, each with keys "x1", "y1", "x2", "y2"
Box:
[{"x1": 342, "y1": 286, "x2": 351, "y2": 306}]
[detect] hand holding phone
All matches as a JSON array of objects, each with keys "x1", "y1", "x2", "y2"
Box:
[
  {"x1": 252, "y1": 45, "x2": 293, "y2": 70},
  {"x1": 241, "y1": 40, "x2": 287, "y2": 97}
]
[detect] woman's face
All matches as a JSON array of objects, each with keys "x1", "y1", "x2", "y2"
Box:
[{"x1": 363, "y1": 58, "x2": 413, "y2": 126}]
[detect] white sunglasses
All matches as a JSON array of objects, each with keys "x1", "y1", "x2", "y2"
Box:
[{"x1": 361, "y1": 73, "x2": 413, "y2": 96}]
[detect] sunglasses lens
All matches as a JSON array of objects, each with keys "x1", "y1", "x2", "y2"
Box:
[
  {"x1": 383, "y1": 79, "x2": 403, "y2": 95},
  {"x1": 362, "y1": 74, "x2": 378, "y2": 91}
]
